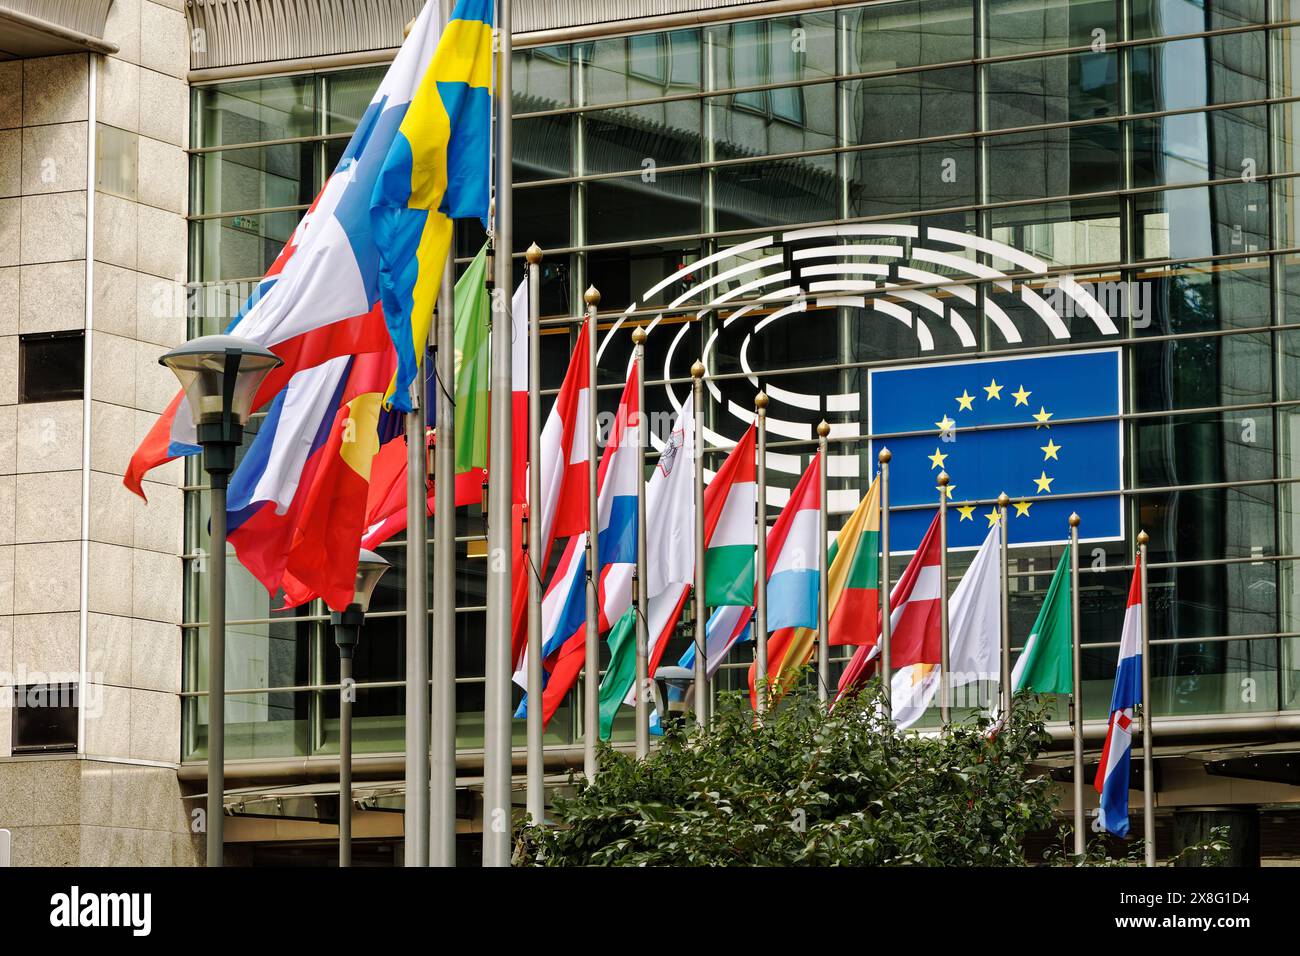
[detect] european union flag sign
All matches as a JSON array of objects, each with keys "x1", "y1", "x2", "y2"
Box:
[{"x1": 869, "y1": 349, "x2": 1122, "y2": 551}]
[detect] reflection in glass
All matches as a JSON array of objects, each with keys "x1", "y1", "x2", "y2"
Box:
[
  {"x1": 715, "y1": 156, "x2": 837, "y2": 231},
  {"x1": 986, "y1": 0, "x2": 1117, "y2": 57},
  {"x1": 196, "y1": 74, "x2": 316, "y2": 148},
  {"x1": 1131, "y1": 108, "x2": 1267, "y2": 188},
  {"x1": 986, "y1": 124, "x2": 1122, "y2": 202},
  {"x1": 842, "y1": 0, "x2": 973, "y2": 72},
  {"x1": 850, "y1": 140, "x2": 976, "y2": 217},
  {"x1": 1130, "y1": 32, "x2": 1267, "y2": 114},
  {"x1": 1135, "y1": 182, "x2": 1269, "y2": 260},
  {"x1": 985, "y1": 50, "x2": 1118, "y2": 131},
  {"x1": 843, "y1": 67, "x2": 974, "y2": 145}
]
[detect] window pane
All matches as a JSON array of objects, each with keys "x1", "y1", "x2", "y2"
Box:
[
  {"x1": 1132, "y1": 331, "x2": 1273, "y2": 411},
  {"x1": 516, "y1": 113, "x2": 573, "y2": 182},
  {"x1": 1134, "y1": 412, "x2": 1273, "y2": 490},
  {"x1": 579, "y1": 30, "x2": 701, "y2": 106},
  {"x1": 19, "y1": 332, "x2": 84, "y2": 403},
  {"x1": 843, "y1": 0, "x2": 974, "y2": 71},
  {"x1": 1135, "y1": 182, "x2": 1269, "y2": 261},
  {"x1": 324, "y1": 66, "x2": 385, "y2": 135},
  {"x1": 192, "y1": 143, "x2": 317, "y2": 216},
  {"x1": 1131, "y1": 0, "x2": 1265, "y2": 40},
  {"x1": 989, "y1": 196, "x2": 1122, "y2": 269},
  {"x1": 191, "y1": 209, "x2": 303, "y2": 283},
  {"x1": 985, "y1": 50, "x2": 1119, "y2": 131},
  {"x1": 1134, "y1": 257, "x2": 1271, "y2": 335},
  {"x1": 709, "y1": 82, "x2": 836, "y2": 159},
  {"x1": 986, "y1": 123, "x2": 1122, "y2": 203},
  {"x1": 1130, "y1": 32, "x2": 1268, "y2": 114},
  {"x1": 716, "y1": 155, "x2": 837, "y2": 231},
  {"x1": 849, "y1": 139, "x2": 975, "y2": 217},
  {"x1": 987, "y1": 0, "x2": 1118, "y2": 58},
  {"x1": 513, "y1": 183, "x2": 571, "y2": 254},
  {"x1": 843, "y1": 66, "x2": 974, "y2": 145},
  {"x1": 1131, "y1": 107, "x2": 1268, "y2": 188},
  {"x1": 585, "y1": 102, "x2": 699, "y2": 175},
  {"x1": 515, "y1": 45, "x2": 571, "y2": 111},
  {"x1": 586, "y1": 170, "x2": 701, "y2": 244},
  {"x1": 587, "y1": 243, "x2": 701, "y2": 312},
  {"x1": 196, "y1": 75, "x2": 316, "y2": 148}
]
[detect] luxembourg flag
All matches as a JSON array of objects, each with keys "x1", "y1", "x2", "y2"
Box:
[
  {"x1": 124, "y1": 1, "x2": 470, "y2": 498},
  {"x1": 1095, "y1": 556, "x2": 1144, "y2": 838},
  {"x1": 765, "y1": 452, "x2": 822, "y2": 633}
]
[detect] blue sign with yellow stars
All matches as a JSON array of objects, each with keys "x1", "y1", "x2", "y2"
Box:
[{"x1": 868, "y1": 349, "x2": 1122, "y2": 551}]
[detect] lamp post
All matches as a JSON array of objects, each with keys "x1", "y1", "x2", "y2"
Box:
[
  {"x1": 159, "y1": 334, "x2": 281, "y2": 868},
  {"x1": 332, "y1": 548, "x2": 391, "y2": 868}
]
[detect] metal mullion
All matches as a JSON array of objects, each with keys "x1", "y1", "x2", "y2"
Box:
[{"x1": 189, "y1": 202, "x2": 312, "y2": 222}]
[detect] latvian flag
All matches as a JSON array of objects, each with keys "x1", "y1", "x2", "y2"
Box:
[{"x1": 1095, "y1": 555, "x2": 1144, "y2": 838}]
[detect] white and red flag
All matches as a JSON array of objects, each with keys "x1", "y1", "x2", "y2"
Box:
[{"x1": 1095, "y1": 556, "x2": 1144, "y2": 837}]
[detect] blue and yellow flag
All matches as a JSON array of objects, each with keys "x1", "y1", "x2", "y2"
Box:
[{"x1": 371, "y1": 0, "x2": 494, "y2": 412}]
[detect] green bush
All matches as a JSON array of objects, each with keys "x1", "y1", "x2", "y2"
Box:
[{"x1": 516, "y1": 679, "x2": 1065, "y2": 866}]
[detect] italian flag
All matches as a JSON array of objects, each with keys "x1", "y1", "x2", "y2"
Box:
[
  {"x1": 1011, "y1": 545, "x2": 1073, "y2": 694},
  {"x1": 703, "y1": 425, "x2": 757, "y2": 606},
  {"x1": 827, "y1": 474, "x2": 881, "y2": 646}
]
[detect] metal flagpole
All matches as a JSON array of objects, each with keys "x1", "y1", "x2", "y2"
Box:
[
  {"x1": 755, "y1": 391, "x2": 769, "y2": 716},
  {"x1": 878, "y1": 448, "x2": 892, "y2": 719},
  {"x1": 937, "y1": 471, "x2": 950, "y2": 728},
  {"x1": 1138, "y1": 529, "x2": 1155, "y2": 867},
  {"x1": 482, "y1": 0, "x2": 514, "y2": 867},
  {"x1": 401, "y1": 0, "x2": 432, "y2": 858},
  {"x1": 691, "y1": 361, "x2": 708, "y2": 726},
  {"x1": 816, "y1": 421, "x2": 830, "y2": 703},
  {"x1": 1069, "y1": 512, "x2": 1084, "y2": 858},
  {"x1": 430, "y1": 257, "x2": 456, "y2": 866},
  {"x1": 525, "y1": 243, "x2": 544, "y2": 822},
  {"x1": 583, "y1": 287, "x2": 601, "y2": 780},
  {"x1": 998, "y1": 492, "x2": 1011, "y2": 719},
  {"x1": 633, "y1": 327, "x2": 650, "y2": 757}
]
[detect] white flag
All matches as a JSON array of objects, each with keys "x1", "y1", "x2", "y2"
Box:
[{"x1": 892, "y1": 521, "x2": 1003, "y2": 729}]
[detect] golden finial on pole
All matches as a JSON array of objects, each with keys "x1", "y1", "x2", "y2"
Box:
[
  {"x1": 878, "y1": 447, "x2": 891, "y2": 464},
  {"x1": 525, "y1": 242, "x2": 543, "y2": 264},
  {"x1": 584, "y1": 286, "x2": 601, "y2": 307},
  {"x1": 403, "y1": 16, "x2": 416, "y2": 37},
  {"x1": 998, "y1": 491, "x2": 1010, "y2": 508},
  {"x1": 937, "y1": 470, "x2": 949, "y2": 487},
  {"x1": 1069, "y1": 512, "x2": 1081, "y2": 528},
  {"x1": 1137, "y1": 530, "x2": 1149, "y2": 545},
  {"x1": 632, "y1": 325, "x2": 647, "y2": 345},
  {"x1": 690, "y1": 360, "x2": 705, "y2": 379},
  {"x1": 817, "y1": 420, "x2": 830, "y2": 438},
  {"x1": 755, "y1": 391, "x2": 769, "y2": 411}
]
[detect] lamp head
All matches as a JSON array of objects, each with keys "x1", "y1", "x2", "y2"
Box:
[
  {"x1": 159, "y1": 334, "x2": 281, "y2": 431},
  {"x1": 353, "y1": 548, "x2": 391, "y2": 612}
]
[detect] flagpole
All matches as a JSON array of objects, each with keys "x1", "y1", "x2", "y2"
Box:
[
  {"x1": 583, "y1": 287, "x2": 601, "y2": 781},
  {"x1": 879, "y1": 448, "x2": 892, "y2": 719},
  {"x1": 403, "y1": 333, "x2": 430, "y2": 867},
  {"x1": 482, "y1": 0, "x2": 514, "y2": 868},
  {"x1": 998, "y1": 492, "x2": 1011, "y2": 719},
  {"x1": 691, "y1": 361, "x2": 708, "y2": 727},
  {"x1": 755, "y1": 391, "x2": 769, "y2": 716},
  {"x1": 1069, "y1": 512, "x2": 1084, "y2": 858},
  {"x1": 430, "y1": 255, "x2": 456, "y2": 866},
  {"x1": 525, "y1": 243, "x2": 544, "y2": 822},
  {"x1": 1138, "y1": 529, "x2": 1154, "y2": 867},
  {"x1": 633, "y1": 326, "x2": 650, "y2": 758},
  {"x1": 937, "y1": 471, "x2": 950, "y2": 728},
  {"x1": 816, "y1": 421, "x2": 830, "y2": 703}
]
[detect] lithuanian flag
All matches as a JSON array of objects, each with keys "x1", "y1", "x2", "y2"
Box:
[{"x1": 827, "y1": 474, "x2": 881, "y2": 646}]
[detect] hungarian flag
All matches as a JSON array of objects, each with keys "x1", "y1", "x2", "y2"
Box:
[
  {"x1": 836, "y1": 511, "x2": 943, "y2": 700},
  {"x1": 1011, "y1": 544, "x2": 1073, "y2": 695},
  {"x1": 704, "y1": 425, "x2": 756, "y2": 606},
  {"x1": 827, "y1": 475, "x2": 881, "y2": 645}
]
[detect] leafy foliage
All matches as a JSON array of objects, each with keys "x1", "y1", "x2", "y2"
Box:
[{"x1": 516, "y1": 680, "x2": 1064, "y2": 866}]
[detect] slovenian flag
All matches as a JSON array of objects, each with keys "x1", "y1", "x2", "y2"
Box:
[{"x1": 1095, "y1": 555, "x2": 1144, "y2": 838}]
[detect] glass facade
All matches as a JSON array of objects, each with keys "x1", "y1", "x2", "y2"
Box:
[{"x1": 183, "y1": 0, "x2": 1300, "y2": 762}]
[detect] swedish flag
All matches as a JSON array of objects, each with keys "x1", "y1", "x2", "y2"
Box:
[
  {"x1": 371, "y1": 0, "x2": 494, "y2": 412},
  {"x1": 869, "y1": 349, "x2": 1123, "y2": 551}
]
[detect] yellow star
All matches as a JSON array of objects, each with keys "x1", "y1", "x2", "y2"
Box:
[
  {"x1": 1033, "y1": 406, "x2": 1053, "y2": 428},
  {"x1": 1012, "y1": 385, "x2": 1031, "y2": 406},
  {"x1": 955, "y1": 390, "x2": 975, "y2": 411},
  {"x1": 1014, "y1": 499, "x2": 1032, "y2": 517},
  {"x1": 938, "y1": 483, "x2": 955, "y2": 500},
  {"x1": 935, "y1": 415, "x2": 956, "y2": 437},
  {"x1": 984, "y1": 379, "x2": 1003, "y2": 401},
  {"x1": 984, "y1": 509, "x2": 1000, "y2": 528},
  {"x1": 1033, "y1": 471, "x2": 1054, "y2": 494},
  {"x1": 1041, "y1": 439, "x2": 1061, "y2": 461},
  {"x1": 957, "y1": 504, "x2": 976, "y2": 522},
  {"x1": 928, "y1": 448, "x2": 947, "y2": 470}
]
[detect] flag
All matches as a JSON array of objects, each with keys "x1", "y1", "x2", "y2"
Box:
[
  {"x1": 1095, "y1": 556, "x2": 1144, "y2": 838},
  {"x1": 890, "y1": 521, "x2": 1002, "y2": 729},
  {"x1": 869, "y1": 349, "x2": 1122, "y2": 550},
  {"x1": 704, "y1": 427, "x2": 757, "y2": 606},
  {"x1": 512, "y1": 535, "x2": 583, "y2": 719},
  {"x1": 509, "y1": 319, "x2": 591, "y2": 671},
  {"x1": 371, "y1": 0, "x2": 493, "y2": 411},
  {"x1": 597, "y1": 393, "x2": 698, "y2": 737},
  {"x1": 827, "y1": 475, "x2": 881, "y2": 646},
  {"x1": 836, "y1": 512, "x2": 944, "y2": 699},
  {"x1": 680, "y1": 604, "x2": 754, "y2": 678},
  {"x1": 227, "y1": 350, "x2": 397, "y2": 610},
  {"x1": 510, "y1": 278, "x2": 528, "y2": 504},
  {"x1": 357, "y1": 429, "x2": 484, "y2": 551},
  {"x1": 1011, "y1": 545, "x2": 1073, "y2": 694},
  {"x1": 453, "y1": 242, "x2": 491, "y2": 473},
  {"x1": 764, "y1": 452, "x2": 821, "y2": 634},
  {"x1": 748, "y1": 626, "x2": 816, "y2": 710}
]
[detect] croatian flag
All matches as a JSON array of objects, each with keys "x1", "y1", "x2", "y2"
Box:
[{"x1": 1095, "y1": 555, "x2": 1144, "y2": 838}]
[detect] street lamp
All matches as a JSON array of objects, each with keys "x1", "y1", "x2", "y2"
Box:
[
  {"x1": 160, "y1": 334, "x2": 281, "y2": 868},
  {"x1": 332, "y1": 548, "x2": 390, "y2": 868}
]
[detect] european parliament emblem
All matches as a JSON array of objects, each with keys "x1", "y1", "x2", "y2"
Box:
[{"x1": 869, "y1": 349, "x2": 1122, "y2": 551}]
